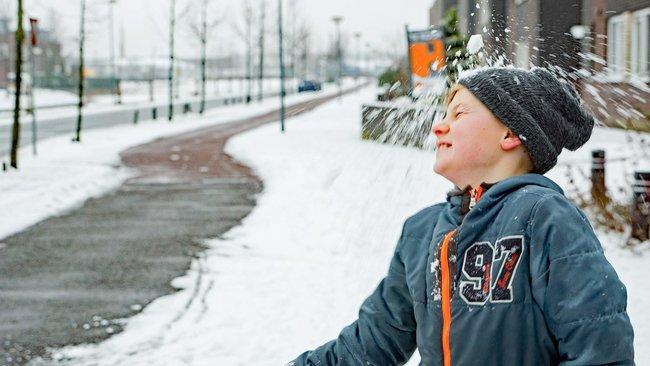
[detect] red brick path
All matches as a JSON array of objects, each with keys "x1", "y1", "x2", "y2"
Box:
[{"x1": 121, "y1": 87, "x2": 364, "y2": 183}]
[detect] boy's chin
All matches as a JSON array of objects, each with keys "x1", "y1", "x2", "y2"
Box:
[
  {"x1": 434, "y1": 164, "x2": 461, "y2": 187},
  {"x1": 433, "y1": 162, "x2": 446, "y2": 176}
]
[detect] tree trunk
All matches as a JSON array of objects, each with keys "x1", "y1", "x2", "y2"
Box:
[
  {"x1": 74, "y1": 0, "x2": 85, "y2": 142},
  {"x1": 168, "y1": 0, "x2": 175, "y2": 121},
  {"x1": 277, "y1": 0, "x2": 285, "y2": 132},
  {"x1": 199, "y1": 0, "x2": 207, "y2": 114},
  {"x1": 10, "y1": 0, "x2": 24, "y2": 168},
  {"x1": 257, "y1": 0, "x2": 265, "y2": 101},
  {"x1": 245, "y1": 13, "x2": 252, "y2": 104}
]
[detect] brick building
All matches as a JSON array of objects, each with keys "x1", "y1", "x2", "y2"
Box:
[
  {"x1": 0, "y1": 16, "x2": 65, "y2": 89},
  {"x1": 429, "y1": 0, "x2": 581, "y2": 70},
  {"x1": 580, "y1": 0, "x2": 649, "y2": 129}
]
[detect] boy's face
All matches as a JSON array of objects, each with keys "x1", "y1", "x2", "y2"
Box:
[{"x1": 432, "y1": 86, "x2": 512, "y2": 187}]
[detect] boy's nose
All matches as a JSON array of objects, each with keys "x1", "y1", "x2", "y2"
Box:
[{"x1": 432, "y1": 122, "x2": 449, "y2": 137}]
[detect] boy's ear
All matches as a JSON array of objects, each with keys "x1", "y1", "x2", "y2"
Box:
[{"x1": 500, "y1": 131, "x2": 523, "y2": 151}]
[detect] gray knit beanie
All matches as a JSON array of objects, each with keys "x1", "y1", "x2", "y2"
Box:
[{"x1": 457, "y1": 66, "x2": 594, "y2": 174}]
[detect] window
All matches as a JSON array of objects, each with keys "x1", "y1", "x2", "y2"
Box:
[
  {"x1": 607, "y1": 13, "x2": 626, "y2": 76},
  {"x1": 631, "y1": 8, "x2": 649, "y2": 79}
]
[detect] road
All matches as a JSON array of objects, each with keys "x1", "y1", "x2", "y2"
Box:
[{"x1": 0, "y1": 90, "x2": 288, "y2": 158}]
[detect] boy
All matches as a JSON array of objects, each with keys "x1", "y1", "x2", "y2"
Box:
[{"x1": 290, "y1": 67, "x2": 635, "y2": 365}]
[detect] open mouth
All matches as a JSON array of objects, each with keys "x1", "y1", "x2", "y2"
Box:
[{"x1": 437, "y1": 142, "x2": 452, "y2": 150}]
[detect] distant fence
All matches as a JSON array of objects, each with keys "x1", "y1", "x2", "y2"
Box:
[{"x1": 34, "y1": 76, "x2": 118, "y2": 92}]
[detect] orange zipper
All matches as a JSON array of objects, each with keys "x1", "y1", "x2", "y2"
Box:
[{"x1": 440, "y1": 229, "x2": 457, "y2": 366}]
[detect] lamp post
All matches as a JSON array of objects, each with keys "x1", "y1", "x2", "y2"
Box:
[
  {"x1": 331, "y1": 15, "x2": 343, "y2": 98},
  {"x1": 353, "y1": 32, "x2": 361, "y2": 82}
]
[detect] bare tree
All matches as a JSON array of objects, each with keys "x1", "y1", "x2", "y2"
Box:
[
  {"x1": 10, "y1": 0, "x2": 24, "y2": 168},
  {"x1": 294, "y1": 19, "x2": 311, "y2": 79},
  {"x1": 287, "y1": 0, "x2": 295, "y2": 78},
  {"x1": 73, "y1": 0, "x2": 85, "y2": 142},
  {"x1": 184, "y1": 0, "x2": 222, "y2": 114},
  {"x1": 168, "y1": 0, "x2": 175, "y2": 121},
  {"x1": 44, "y1": 7, "x2": 65, "y2": 80},
  {"x1": 282, "y1": 1, "x2": 311, "y2": 81},
  {"x1": 256, "y1": 0, "x2": 265, "y2": 101},
  {"x1": 232, "y1": 0, "x2": 254, "y2": 103},
  {"x1": 0, "y1": 0, "x2": 14, "y2": 88}
]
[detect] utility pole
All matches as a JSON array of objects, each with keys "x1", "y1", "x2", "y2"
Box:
[
  {"x1": 168, "y1": 0, "x2": 175, "y2": 121},
  {"x1": 74, "y1": 0, "x2": 86, "y2": 142},
  {"x1": 331, "y1": 15, "x2": 343, "y2": 98},
  {"x1": 199, "y1": 0, "x2": 207, "y2": 114},
  {"x1": 28, "y1": 17, "x2": 38, "y2": 155},
  {"x1": 257, "y1": 0, "x2": 265, "y2": 102},
  {"x1": 10, "y1": 0, "x2": 25, "y2": 168},
  {"x1": 277, "y1": 0, "x2": 285, "y2": 133},
  {"x1": 108, "y1": 0, "x2": 121, "y2": 104}
]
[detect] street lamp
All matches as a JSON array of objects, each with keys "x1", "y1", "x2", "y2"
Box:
[
  {"x1": 353, "y1": 32, "x2": 361, "y2": 81},
  {"x1": 331, "y1": 15, "x2": 343, "y2": 97}
]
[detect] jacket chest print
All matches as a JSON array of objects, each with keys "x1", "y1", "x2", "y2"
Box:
[{"x1": 431, "y1": 235, "x2": 525, "y2": 305}]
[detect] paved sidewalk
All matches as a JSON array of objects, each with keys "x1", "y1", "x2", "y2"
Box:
[{"x1": 0, "y1": 86, "x2": 364, "y2": 365}]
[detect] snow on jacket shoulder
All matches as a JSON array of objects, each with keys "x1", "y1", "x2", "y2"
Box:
[{"x1": 290, "y1": 173, "x2": 634, "y2": 366}]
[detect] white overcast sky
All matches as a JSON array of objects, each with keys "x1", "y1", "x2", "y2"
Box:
[{"x1": 18, "y1": 0, "x2": 433, "y2": 60}]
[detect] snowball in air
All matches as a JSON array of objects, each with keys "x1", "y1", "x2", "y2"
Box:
[{"x1": 467, "y1": 34, "x2": 484, "y2": 55}]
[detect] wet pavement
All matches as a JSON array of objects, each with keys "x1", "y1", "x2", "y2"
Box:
[{"x1": 0, "y1": 87, "x2": 363, "y2": 365}]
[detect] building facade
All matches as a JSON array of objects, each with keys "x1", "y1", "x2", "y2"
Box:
[
  {"x1": 0, "y1": 17, "x2": 66, "y2": 89},
  {"x1": 428, "y1": 0, "x2": 649, "y2": 129},
  {"x1": 580, "y1": 0, "x2": 649, "y2": 129}
]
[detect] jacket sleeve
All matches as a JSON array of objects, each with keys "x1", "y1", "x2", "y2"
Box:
[
  {"x1": 289, "y1": 234, "x2": 418, "y2": 366},
  {"x1": 528, "y1": 194, "x2": 635, "y2": 365}
]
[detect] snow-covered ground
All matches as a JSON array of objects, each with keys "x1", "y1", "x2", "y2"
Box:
[
  {"x1": 0, "y1": 78, "x2": 300, "y2": 126},
  {"x1": 21, "y1": 86, "x2": 650, "y2": 365},
  {"x1": 0, "y1": 88, "x2": 78, "y2": 110},
  {"x1": 0, "y1": 80, "x2": 350, "y2": 242}
]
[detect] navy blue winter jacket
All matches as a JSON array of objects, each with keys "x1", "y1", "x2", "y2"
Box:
[{"x1": 291, "y1": 173, "x2": 634, "y2": 365}]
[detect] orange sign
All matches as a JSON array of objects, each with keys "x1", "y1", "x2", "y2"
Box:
[
  {"x1": 409, "y1": 39, "x2": 445, "y2": 77},
  {"x1": 406, "y1": 26, "x2": 445, "y2": 87}
]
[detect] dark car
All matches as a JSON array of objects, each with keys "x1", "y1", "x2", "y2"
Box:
[{"x1": 298, "y1": 80, "x2": 322, "y2": 92}]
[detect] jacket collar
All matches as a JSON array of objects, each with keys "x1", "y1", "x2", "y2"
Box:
[
  {"x1": 447, "y1": 182, "x2": 495, "y2": 217},
  {"x1": 445, "y1": 173, "x2": 564, "y2": 222}
]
